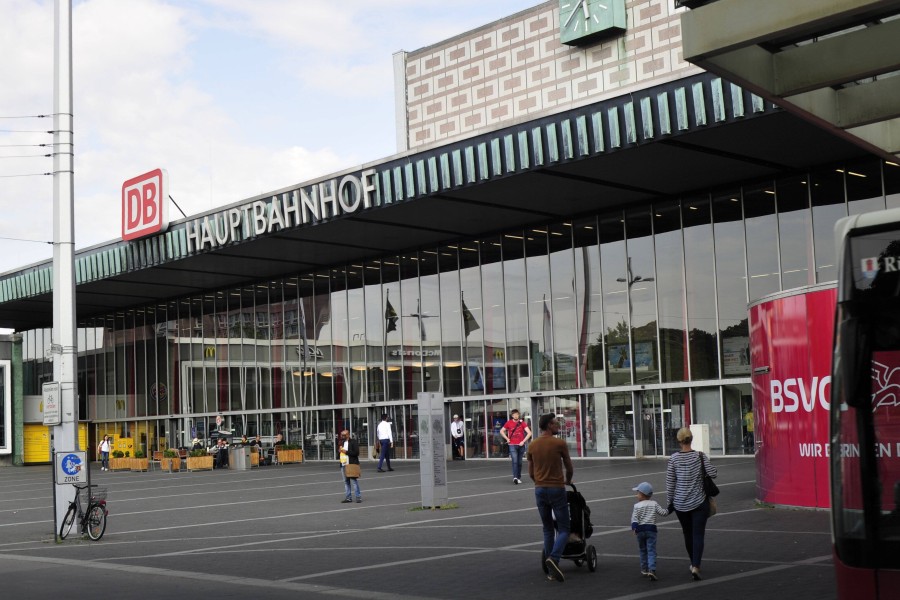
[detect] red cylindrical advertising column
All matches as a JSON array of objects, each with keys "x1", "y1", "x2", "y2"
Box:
[{"x1": 749, "y1": 284, "x2": 836, "y2": 508}]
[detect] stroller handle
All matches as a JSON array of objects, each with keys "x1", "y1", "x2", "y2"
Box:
[{"x1": 567, "y1": 481, "x2": 578, "y2": 493}]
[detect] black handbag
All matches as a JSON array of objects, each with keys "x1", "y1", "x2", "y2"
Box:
[{"x1": 700, "y1": 452, "x2": 719, "y2": 497}]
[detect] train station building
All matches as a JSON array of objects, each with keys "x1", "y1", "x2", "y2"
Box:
[{"x1": 1, "y1": 1, "x2": 897, "y2": 465}]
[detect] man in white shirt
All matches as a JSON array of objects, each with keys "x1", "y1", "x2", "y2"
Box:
[
  {"x1": 376, "y1": 414, "x2": 394, "y2": 472},
  {"x1": 451, "y1": 414, "x2": 465, "y2": 460}
]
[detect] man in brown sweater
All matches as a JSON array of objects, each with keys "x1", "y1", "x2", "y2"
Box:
[{"x1": 527, "y1": 413, "x2": 574, "y2": 583}]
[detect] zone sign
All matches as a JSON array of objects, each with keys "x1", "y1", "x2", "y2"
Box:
[{"x1": 122, "y1": 168, "x2": 169, "y2": 241}]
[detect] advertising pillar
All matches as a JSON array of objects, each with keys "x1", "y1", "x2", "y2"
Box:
[
  {"x1": 749, "y1": 284, "x2": 836, "y2": 508},
  {"x1": 417, "y1": 392, "x2": 448, "y2": 508}
]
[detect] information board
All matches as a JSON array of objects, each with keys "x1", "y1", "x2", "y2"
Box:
[{"x1": 42, "y1": 382, "x2": 61, "y2": 426}]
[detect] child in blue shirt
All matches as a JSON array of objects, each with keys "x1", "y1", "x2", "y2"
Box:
[{"x1": 630, "y1": 481, "x2": 670, "y2": 580}]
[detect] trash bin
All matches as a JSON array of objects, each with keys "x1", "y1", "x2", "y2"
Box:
[{"x1": 229, "y1": 446, "x2": 251, "y2": 470}]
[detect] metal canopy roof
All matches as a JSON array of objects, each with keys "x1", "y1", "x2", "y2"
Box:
[
  {"x1": 680, "y1": 0, "x2": 900, "y2": 161},
  {"x1": 0, "y1": 72, "x2": 870, "y2": 332}
]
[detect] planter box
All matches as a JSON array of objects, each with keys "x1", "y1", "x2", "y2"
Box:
[
  {"x1": 161, "y1": 457, "x2": 181, "y2": 472},
  {"x1": 109, "y1": 457, "x2": 130, "y2": 471},
  {"x1": 186, "y1": 455, "x2": 214, "y2": 471},
  {"x1": 276, "y1": 448, "x2": 303, "y2": 464},
  {"x1": 130, "y1": 457, "x2": 149, "y2": 471},
  {"x1": 250, "y1": 452, "x2": 259, "y2": 467}
]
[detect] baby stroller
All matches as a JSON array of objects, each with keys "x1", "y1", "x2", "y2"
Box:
[{"x1": 541, "y1": 483, "x2": 598, "y2": 574}]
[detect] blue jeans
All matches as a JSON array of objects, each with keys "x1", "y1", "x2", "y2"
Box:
[
  {"x1": 636, "y1": 530, "x2": 658, "y2": 571},
  {"x1": 100, "y1": 451, "x2": 109, "y2": 469},
  {"x1": 509, "y1": 443, "x2": 525, "y2": 479},
  {"x1": 377, "y1": 439, "x2": 391, "y2": 470},
  {"x1": 342, "y1": 466, "x2": 361, "y2": 500},
  {"x1": 676, "y1": 498, "x2": 711, "y2": 568},
  {"x1": 535, "y1": 486, "x2": 570, "y2": 562}
]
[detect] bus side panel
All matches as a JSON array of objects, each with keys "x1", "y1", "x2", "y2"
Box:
[
  {"x1": 834, "y1": 553, "x2": 877, "y2": 600},
  {"x1": 877, "y1": 569, "x2": 900, "y2": 600}
]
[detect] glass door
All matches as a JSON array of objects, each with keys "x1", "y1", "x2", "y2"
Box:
[
  {"x1": 638, "y1": 390, "x2": 663, "y2": 457},
  {"x1": 608, "y1": 391, "x2": 635, "y2": 457}
]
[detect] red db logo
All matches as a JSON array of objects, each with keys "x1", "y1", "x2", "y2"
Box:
[{"x1": 122, "y1": 168, "x2": 169, "y2": 241}]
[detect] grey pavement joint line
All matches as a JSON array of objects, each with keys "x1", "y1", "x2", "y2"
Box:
[
  {"x1": 597, "y1": 556, "x2": 833, "y2": 600},
  {"x1": 0, "y1": 552, "x2": 438, "y2": 600}
]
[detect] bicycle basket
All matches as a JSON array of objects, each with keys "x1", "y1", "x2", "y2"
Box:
[{"x1": 90, "y1": 487, "x2": 108, "y2": 502}]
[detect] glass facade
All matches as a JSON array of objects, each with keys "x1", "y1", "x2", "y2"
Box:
[{"x1": 19, "y1": 158, "x2": 899, "y2": 460}]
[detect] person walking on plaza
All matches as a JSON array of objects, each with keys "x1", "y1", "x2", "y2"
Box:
[
  {"x1": 501, "y1": 408, "x2": 532, "y2": 484},
  {"x1": 666, "y1": 427, "x2": 718, "y2": 581},
  {"x1": 339, "y1": 430, "x2": 362, "y2": 503},
  {"x1": 97, "y1": 435, "x2": 111, "y2": 471},
  {"x1": 630, "y1": 481, "x2": 670, "y2": 581},
  {"x1": 527, "y1": 413, "x2": 573, "y2": 583},
  {"x1": 376, "y1": 414, "x2": 394, "y2": 472},
  {"x1": 450, "y1": 414, "x2": 465, "y2": 460}
]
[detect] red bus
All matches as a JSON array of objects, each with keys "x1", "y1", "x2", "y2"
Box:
[{"x1": 832, "y1": 208, "x2": 900, "y2": 599}]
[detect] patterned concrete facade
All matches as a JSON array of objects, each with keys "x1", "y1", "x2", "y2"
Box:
[{"x1": 401, "y1": 0, "x2": 703, "y2": 151}]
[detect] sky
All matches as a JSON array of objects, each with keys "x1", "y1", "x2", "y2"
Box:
[{"x1": 0, "y1": 0, "x2": 540, "y2": 275}]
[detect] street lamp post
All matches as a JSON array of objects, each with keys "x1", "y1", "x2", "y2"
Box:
[{"x1": 616, "y1": 256, "x2": 654, "y2": 375}]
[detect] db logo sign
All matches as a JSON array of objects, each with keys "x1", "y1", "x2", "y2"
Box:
[{"x1": 122, "y1": 168, "x2": 169, "y2": 241}]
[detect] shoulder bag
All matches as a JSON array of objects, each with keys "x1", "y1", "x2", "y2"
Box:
[
  {"x1": 700, "y1": 452, "x2": 719, "y2": 516},
  {"x1": 344, "y1": 463, "x2": 361, "y2": 479}
]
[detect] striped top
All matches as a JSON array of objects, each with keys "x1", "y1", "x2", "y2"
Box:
[
  {"x1": 631, "y1": 499, "x2": 669, "y2": 532},
  {"x1": 665, "y1": 450, "x2": 717, "y2": 512}
]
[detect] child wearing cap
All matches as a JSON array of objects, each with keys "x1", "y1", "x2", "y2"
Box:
[{"x1": 630, "y1": 481, "x2": 670, "y2": 581}]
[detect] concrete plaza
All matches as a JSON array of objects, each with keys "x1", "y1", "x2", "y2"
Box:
[{"x1": 0, "y1": 456, "x2": 834, "y2": 599}]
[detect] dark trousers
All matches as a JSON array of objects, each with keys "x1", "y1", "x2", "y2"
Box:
[
  {"x1": 675, "y1": 498, "x2": 711, "y2": 568},
  {"x1": 377, "y1": 439, "x2": 392, "y2": 470}
]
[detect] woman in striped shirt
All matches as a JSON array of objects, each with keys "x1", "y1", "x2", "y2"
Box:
[{"x1": 665, "y1": 427, "x2": 717, "y2": 581}]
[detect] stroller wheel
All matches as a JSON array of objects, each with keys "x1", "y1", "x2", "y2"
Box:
[
  {"x1": 587, "y1": 545, "x2": 598, "y2": 572},
  {"x1": 574, "y1": 559, "x2": 583, "y2": 567},
  {"x1": 541, "y1": 549, "x2": 549, "y2": 574}
]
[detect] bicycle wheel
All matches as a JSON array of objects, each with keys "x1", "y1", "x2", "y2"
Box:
[
  {"x1": 59, "y1": 505, "x2": 77, "y2": 540},
  {"x1": 86, "y1": 504, "x2": 107, "y2": 540}
]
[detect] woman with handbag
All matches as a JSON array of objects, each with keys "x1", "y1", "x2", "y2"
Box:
[
  {"x1": 665, "y1": 427, "x2": 717, "y2": 581},
  {"x1": 339, "y1": 430, "x2": 362, "y2": 503}
]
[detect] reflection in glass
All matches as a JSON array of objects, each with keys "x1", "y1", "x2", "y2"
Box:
[
  {"x1": 811, "y1": 167, "x2": 846, "y2": 283},
  {"x1": 460, "y1": 242, "x2": 484, "y2": 396},
  {"x1": 607, "y1": 391, "x2": 633, "y2": 457},
  {"x1": 683, "y1": 195, "x2": 719, "y2": 380},
  {"x1": 573, "y1": 217, "x2": 604, "y2": 388},
  {"x1": 694, "y1": 388, "x2": 723, "y2": 454},
  {"x1": 886, "y1": 161, "x2": 900, "y2": 209},
  {"x1": 599, "y1": 215, "x2": 629, "y2": 386},
  {"x1": 776, "y1": 176, "x2": 812, "y2": 290},
  {"x1": 526, "y1": 230, "x2": 552, "y2": 391},
  {"x1": 653, "y1": 201, "x2": 687, "y2": 382},
  {"x1": 624, "y1": 208, "x2": 658, "y2": 386},
  {"x1": 439, "y1": 246, "x2": 463, "y2": 395},
  {"x1": 481, "y1": 238, "x2": 507, "y2": 395},
  {"x1": 845, "y1": 159, "x2": 884, "y2": 216},
  {"x1": 503, "y1": 234, "x2": 528, "y2": 392},
  {"x1": 744, "y1": 182, "x2": 780, "y2": 300},
  {"x1": 549, "y1": 223, "x2": 577, "y2": 389},
  {"x1": 713, "y1": 190, "x2": 749, "y2": 379}
]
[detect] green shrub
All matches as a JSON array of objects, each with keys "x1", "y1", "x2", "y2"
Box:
[
  {"x1": 112, "y1": 450, "x2": 124, "y2": 458},
  {"x1": 163, "y1": 449, "x2": 178, "y2": 458},
  {"x1": 189, "y1": 449, "x2": 207, "y2": 457},
  {"x1": 284, "y1": 443, "x2": 301, "y2": 450},
  {"x1": 133, "y1": 450, "x2": 145, "y2": 458},
  {"x1": 124, "y1": 451, "x2": 130, "y2": 458}
]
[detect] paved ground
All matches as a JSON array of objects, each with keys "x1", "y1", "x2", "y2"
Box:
[{"x1": 0, "y1": 456, "x2": 834, "y2": 599}]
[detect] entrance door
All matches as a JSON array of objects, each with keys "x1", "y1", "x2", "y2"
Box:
[
  {"x1": 608, "y1": 391, "x2": 634, "y2": 457},
  {"x1": 638, "y1": 391, "x2": 663, "y2": 457}
]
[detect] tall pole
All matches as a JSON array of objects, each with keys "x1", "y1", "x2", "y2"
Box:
[{"x1": 52, "y1": 0, "x2": 79, "y2": 529}]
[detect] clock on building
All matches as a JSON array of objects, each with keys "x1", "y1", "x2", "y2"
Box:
[{"x1": 559, "y1": 0, "x2": 626, "y2": 46}]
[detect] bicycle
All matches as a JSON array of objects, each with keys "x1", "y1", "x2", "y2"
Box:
[{"x1": 59, "y1": 483, "x2": 108, "y2": 541}]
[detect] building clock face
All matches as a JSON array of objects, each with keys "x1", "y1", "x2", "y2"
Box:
[{"x1": 559, "y1": 0, "x2": 626, "y2": 46}]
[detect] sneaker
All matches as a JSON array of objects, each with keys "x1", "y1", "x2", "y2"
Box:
[
  {"x1": 341, "y1": 498, "x2": 352, "y2": 503},
  {"x1": 691, "y1": 567, "x2": 701, "y2": 581},
  {"x1": 648, "y1": 571, "x2": 658, "y2": 581},
  {"x1": 545, "y1": 558, "x2": 565, "y2": 583},
  {"x1": 514, "y1": 478, "x2": 520, "y2": 485},
  {"x1": 388, "y1": 468, "x2": 394, "y2": 471},
  {"x1": 640, "y1": 570, "x2": 649, "y2": 577},
  {"x1": 356, "y1": 498, "x2": 362, "y2": 503},
  {"x1": 377, "y1": 469, "x2": 385, "y2": 473}
]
